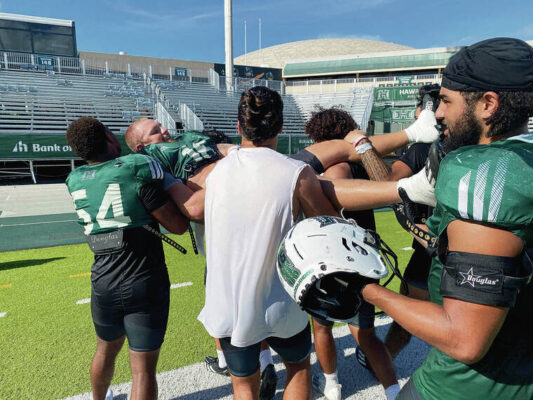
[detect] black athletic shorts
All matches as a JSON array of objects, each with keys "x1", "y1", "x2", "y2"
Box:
[
  {"x1": 219, "y1": 323, "x2": 312, "y2": 377},
  {"x1": 91, "y1": 269, "x2": 170, "y2": 352},
  {"x1": 403, "y1": 239, "x2": 432, "y2": 290},
  {"x1": 313, "y1": 300, "x2": 375, "y2": 329}
]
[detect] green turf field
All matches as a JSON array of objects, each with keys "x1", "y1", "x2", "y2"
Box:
[{"x1": 0, "y1": 211, "x2": 414, "y2": 400}]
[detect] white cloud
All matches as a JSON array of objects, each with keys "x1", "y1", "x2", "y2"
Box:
[{"x1": 112, "y1": 1, "x2": 221, "y2": 30}]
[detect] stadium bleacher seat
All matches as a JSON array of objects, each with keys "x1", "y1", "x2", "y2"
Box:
[
  {"x1": 0, "y1": 69, "x2": 155, "y2": 135},
  {"x1": 151, "y1": 78, "x2": 374, "y2": 135}
]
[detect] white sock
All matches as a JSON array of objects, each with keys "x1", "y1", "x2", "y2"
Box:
[
  {"x1": 324, "y1": 371, "x2": 339, "y2": 386},
  {"x1": 385, "y1": 383, "x2": 400, "y2": 400},
  {"x1": 217, "y1": 349, "x2": 227, "y2": 369},
  {"x1": 259, "y1": 349, "x2": 273, "y2": 373}
]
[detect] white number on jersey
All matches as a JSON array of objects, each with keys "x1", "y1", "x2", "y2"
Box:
[{"x1": 71, "y1": 184, "x2": 132, "y2": 235}]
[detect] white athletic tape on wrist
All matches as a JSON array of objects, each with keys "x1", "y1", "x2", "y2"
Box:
[
  {"x1": 355, "y1": 142, "x2": 373, "y2": 155},
  {"x1": 352, "y1": 135, "x2": 368, "y2": 148}
]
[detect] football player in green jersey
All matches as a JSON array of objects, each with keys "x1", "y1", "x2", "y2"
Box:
[
  {"x1": 66, "y1": 117, "x2": 191, "y2": 400},
  {"x1": 125, "y1": 119, "x2": 236, "y2": 191},
  {"x1": 317, "y1": 38, "x2": 533, "y2": 400},
  {"x1": 125, "y1": 113, "x2": 443, "y2": 194}
]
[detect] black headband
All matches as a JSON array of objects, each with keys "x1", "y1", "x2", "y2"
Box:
[{"x1": 442, "y1": 37, "x2": 533, "y2": 92}]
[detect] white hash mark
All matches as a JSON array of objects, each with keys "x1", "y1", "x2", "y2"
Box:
[{"x1": 170, "y1": 282, "x2": 193, "y2": 289}]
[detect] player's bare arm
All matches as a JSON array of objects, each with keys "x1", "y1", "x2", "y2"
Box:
[
  {"x1": 357, "y1": 130, "x2": 409, "y2": 158},
  {"x1": 362, "y1": 221, "x2": 523, "y2": 364},
  {"x1": 166, "y1": 182, "x2": 205, "y2": 222},
  {"x1": 302, "y1": 112, "x2": 438, "y2": 174},
  {"x1": 352, "y1": 137, "x2": 392, "y2": 182},
  {"x1": 319, "y1": 178, "x2": 400, "y2": 211},
  {"x1": 151, "y1": 201, "x2": 190, "y2": 235},
  {"x1": 387, "y1": 160, "x2": 413, "y2": 181},
  {"x1": 300, "y1": 132, "x2": 403, "y2": 171},
  {"x1": 322, "y1": 162, "x2": 351, "y2": 180},
  {"x1": 294, "y1": 165, "x2": 339, "y2": 219}
]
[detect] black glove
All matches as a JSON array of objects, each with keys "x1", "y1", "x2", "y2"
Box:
[
  {"x1": 425, "y1": 140, "x2": 447, "y2": 185},
  {"x1": 393, "y1": 188, "x2": 439, "y2": 251},
  {"x1": 421, "y1": 93, "x2": 437, "y2": 112}
]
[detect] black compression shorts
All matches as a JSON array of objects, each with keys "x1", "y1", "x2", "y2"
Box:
[
  {"x1": 91, "y1": 269, "x2": 170, "y2": 352},
  {"x1": 219, "y1": 323, "x2": 312, "y2": 377}
]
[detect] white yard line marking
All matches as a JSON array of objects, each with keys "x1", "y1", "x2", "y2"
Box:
[
  {"x1": 0, "y1": 312, "x2": 6, "y2": 318},
  {"x1": 76, "y1": 298, "x2": 91, "y2": 305},
  {"x1": 402, "y1": 247, "x2": 414, "y2": 251},
  {"x1": 170, "y1": 282, "x2": 193, "y2": 290}
]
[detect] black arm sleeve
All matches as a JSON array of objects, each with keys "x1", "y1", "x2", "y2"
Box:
[
  {"x1": 290, "y1": 149, "x2": 325, "y2": 174},
  {"x1": 139, "y1": 181, "x2": 170, "y2": 213},
  {"x1": 399, "y1": 143, "x2": 431, "y2": 174},
  {"x1": 440, "y1": 251, "x2": 532, "y2": 307}
]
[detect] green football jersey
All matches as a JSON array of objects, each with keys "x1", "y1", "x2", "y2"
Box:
[
  {"x1": 66, "y1": 153, "x2": 165, "y2": 235},
  {"x1": 414, "y1": 133, "x2": 533, "y2": 400},
  {"x1": 140, "y1": 131, "x2": 218, "y2": 179}
]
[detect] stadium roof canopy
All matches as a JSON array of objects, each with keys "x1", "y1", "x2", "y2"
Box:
[
  {"x1": 234, "y1": 38, "x2": 411, "y2": 69},
  {"x1": 283, "y1": 46, "x2": 462, "y2": 78},
  {"x1": 282, "y1": 40, "x2": 533, "y2": 79},
  {"x1": 0, "y1": 12, "x2": 74, "y2": 27}
]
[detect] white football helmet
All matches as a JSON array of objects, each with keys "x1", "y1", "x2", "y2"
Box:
[{"x1": 277, "y1": 216, "x2": 399, "y2": 323}]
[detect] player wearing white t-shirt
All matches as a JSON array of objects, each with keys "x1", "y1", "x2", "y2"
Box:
[{"x1": 198, "y1": 86, "x2": 338, "y2": 399}]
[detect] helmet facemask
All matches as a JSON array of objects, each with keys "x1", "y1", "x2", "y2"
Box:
[{"x1": 277, "y1": 216, "x2": 405, "y2": 323}]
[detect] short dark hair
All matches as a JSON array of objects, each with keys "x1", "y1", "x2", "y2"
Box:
[
  {"x1": 237, "y1": 86, "x2": 283, "y2": 144},
  {"x1": 304, "y1": 107, "x2": 358, "y2": 143},
  {"x1": 462, "y1": 91, "x2": 533, "y2": 137},
  {"x1": 66, "y1": 117, "x2": 107, "y2": 160}
]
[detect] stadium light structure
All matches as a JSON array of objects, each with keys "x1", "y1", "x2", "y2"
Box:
[{"x1": 224, "y1": 0, "x2": 233, "y2": 92}]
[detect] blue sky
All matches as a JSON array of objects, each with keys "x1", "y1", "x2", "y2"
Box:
[{"x1": 1, "y1": 0, "x2": 532, "y2": 63}]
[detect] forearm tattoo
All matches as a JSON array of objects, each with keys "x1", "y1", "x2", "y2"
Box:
[{"x1": 360, "y1": 147, "x2": 391, "y2": 182}]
